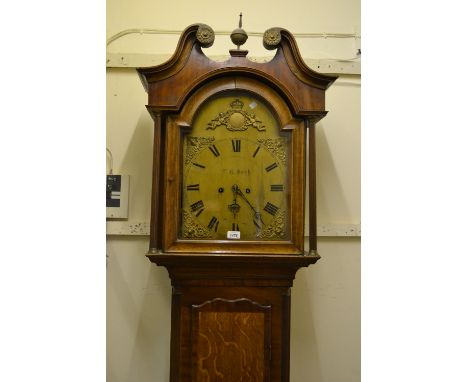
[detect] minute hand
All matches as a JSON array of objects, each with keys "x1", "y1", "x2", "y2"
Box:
[{"x1": 235, "y1": 189, "x2": 265, "y2": 225}]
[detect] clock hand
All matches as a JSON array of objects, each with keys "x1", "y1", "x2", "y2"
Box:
[{"x1": 233, "y1": 185, "x2": 265, "y2": 225}]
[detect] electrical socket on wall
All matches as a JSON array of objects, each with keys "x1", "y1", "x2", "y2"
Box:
[{"x1": 106, "y1": 175, "x2": 129, "y2": 219}]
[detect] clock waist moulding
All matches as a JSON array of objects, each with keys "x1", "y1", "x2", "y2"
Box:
[{"x1": 136, "y1": 22, "x2": 336, "y2": 382}]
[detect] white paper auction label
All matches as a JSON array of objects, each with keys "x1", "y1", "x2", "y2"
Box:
[{"x1": 227, "y1": 231, "x2": 241, "y2": 239}]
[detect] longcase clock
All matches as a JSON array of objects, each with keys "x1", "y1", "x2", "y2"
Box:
[{"x1": 137, "y1": 20, "x2": 336, "y2": 382}]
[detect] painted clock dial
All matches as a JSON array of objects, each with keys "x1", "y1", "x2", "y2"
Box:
[{"x1": 181, "y1": 92, "x2": 291, "y2": 241}]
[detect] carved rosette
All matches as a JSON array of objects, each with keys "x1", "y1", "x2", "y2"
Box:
[
  {"x1": 258, "y1": 211, "x2": 286, "y2": 239},
  {"x1": 257, "y1": 138, "x2": 287, "y2": 166},
  {"x1": 184, "y1": 136, "x2": 215, "y2": 165},
  {"x1": 182, "y1": 210, "x2": 213, "y2": 239},
  {"x1": 196, "y1": 24, "x2": 215, "y2": 48},
  {"x1": 263, "y1": 28, "x2": 282, "y2": 50},
  {"x1": 207, "y1": 99, "x2": 266, "y2": 132}
]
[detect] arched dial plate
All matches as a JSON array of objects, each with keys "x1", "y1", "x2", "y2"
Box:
[{"x1": 181, "y1": 93, "x2": 290, "y2": 241}]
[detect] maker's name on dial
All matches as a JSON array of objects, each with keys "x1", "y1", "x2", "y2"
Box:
[{"x1": 221, "y1": 168, "x2": 251, "y2": 175}]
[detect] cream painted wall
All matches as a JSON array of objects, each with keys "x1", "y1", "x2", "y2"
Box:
[
  {"x1": 107, "y1": 1, "x2": 360, "y2": 381},
  {"x1": 107, "y1": 0, "x2": 360, "y2": 59}
]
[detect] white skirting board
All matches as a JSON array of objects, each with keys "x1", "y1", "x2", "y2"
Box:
[{"x1": 106, "y1": 221, "x2": 361, "y2": 237}]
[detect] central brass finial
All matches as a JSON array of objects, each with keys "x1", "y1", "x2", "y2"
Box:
[{"x1": 230, "y1": 12, "x2": 248, "y2": 49}]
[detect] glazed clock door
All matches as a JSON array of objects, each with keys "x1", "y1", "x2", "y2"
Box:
[{"x1": 181, "y1": 92, "x2": 291, "y2": 242}]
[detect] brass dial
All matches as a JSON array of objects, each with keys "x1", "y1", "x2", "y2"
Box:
[{"x1": 181, "y1": 93, "x2": 290, "y2": 241}]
